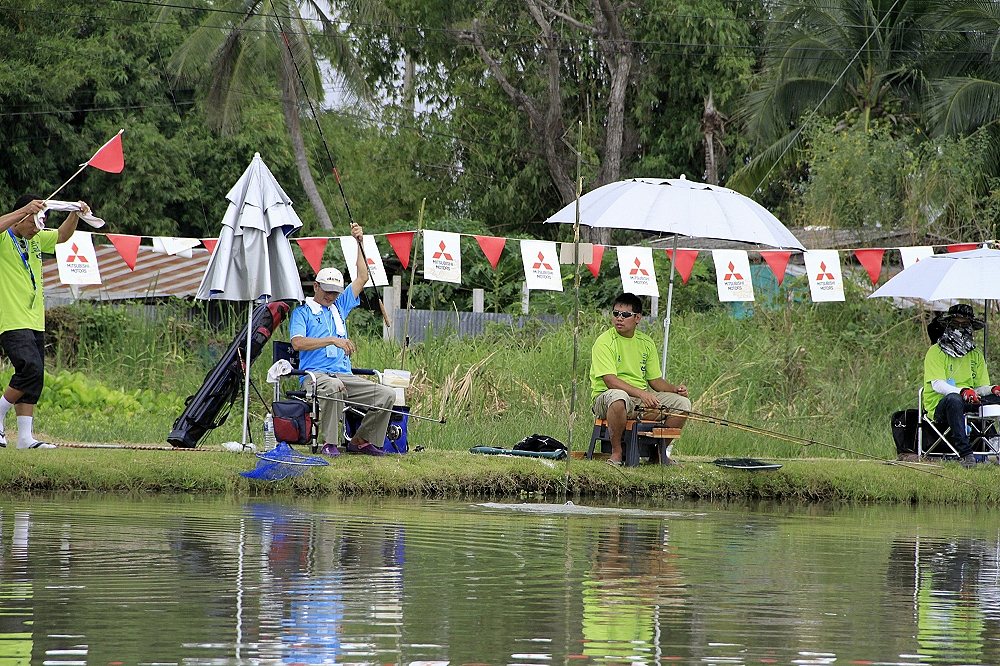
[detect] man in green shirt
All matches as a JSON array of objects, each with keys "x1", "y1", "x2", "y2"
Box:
[
  {"x1": 0, "y1": 193, "x2": 87, "y2": 449},
  {"x1": 590, "y1": 293, "x2": 691, "y2": 465},
  {"x1": 923, "y1": 303, "x2": 1000, "y2": 468}
]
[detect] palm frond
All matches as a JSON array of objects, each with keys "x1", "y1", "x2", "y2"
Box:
[
  {"x1": 727, "y1": 128, "x2": 809, "y2": 195},
  {"x1": 926, "y1": 77, "x2": 1000, "y2": 137}
]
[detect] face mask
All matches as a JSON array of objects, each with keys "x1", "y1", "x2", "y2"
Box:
[{"x1": 939, "y1": 325, "x2": 975, "y2": 358}]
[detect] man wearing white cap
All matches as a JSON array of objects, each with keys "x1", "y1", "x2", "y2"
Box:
[{"x1": 289, "y1": 222, "x2": 395, "y2": 457}]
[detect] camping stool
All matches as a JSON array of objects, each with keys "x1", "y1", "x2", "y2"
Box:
[{"x1": 588, "y1": 418, "x2": 682, "y2": 467}]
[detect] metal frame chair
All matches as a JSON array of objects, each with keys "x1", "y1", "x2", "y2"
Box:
[{"x1": 917, "y1": 387, "x2": 1000, "y2": 459}]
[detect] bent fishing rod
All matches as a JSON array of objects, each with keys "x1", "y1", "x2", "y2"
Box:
[
  {"x1": 637, "y1": 405, "x2": 979, "y2": 488},
  {"x1": 271, "y1": 7, "x2": 391, "y2": 327}
]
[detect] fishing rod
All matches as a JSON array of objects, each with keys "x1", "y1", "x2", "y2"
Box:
[
  {"x1": 270, "y1": 7, "x2": 391, "y2": 327},
  {"x1": 637, "y1": 405, "x2": 980, "y2": 488}
]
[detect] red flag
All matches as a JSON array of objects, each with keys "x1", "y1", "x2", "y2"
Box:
[
  {"x1": 107, "y1": 234, "x2": 141, "y2": 271},
  {"x1": 586, "y1": 244, "x2": 605, "y2": 278},
  {"x1": 947, "y1": 243, "x2": 978, "y2": 253},
  {"x1": 296, "y1": 237, "x2": 329, "y2": 274},
  {"x1": 475, "y1": 235, "x2": 506, "y2": 270},
  {"x1": 665, "y1": 249, "x2": 699, "y2": 285},
  {"x1": 853, "y1": 248, "x2": 885, "y2": 285},
  {"x1": 86, "y1": 130, "x2": 125, "y2": 173},
  {"x1": 202, "y1": 238, "x2": 218, "y2": 254},
  {"x1": 760, "y1": 250, "x2": 792, "y2": 286},
  {"x1": 386, "y1": 231, "x2": 415, "y2": 270}
]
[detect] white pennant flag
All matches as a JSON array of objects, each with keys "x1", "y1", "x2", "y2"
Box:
[
  {"x1": 616, "y1": 246, "x2": 658, "y2": 296},
  {"x1": 55, "y1": 230, "x2": 102, "y2": 285},
  {"x1": 339, "y1": 235, "x2": 388, "y2": 287},
  {"x1": 520, "y1": 240, "x2": 562, "y2": 291},
  {"x1": 152, "y1": 236, "x2": 201, "y2": 258},
  {"x1": 899, "y1": 246, "x2": 934, "y2": 269},
  {"x1": 804, "y1": 250, "x2": 845, "y2": 302},
  {"x1": 712, "y1": 250, "x2": 755, "y2": 302},
  {"x1": 423, "y1": 230, "x2": 462, "y2": 283}
]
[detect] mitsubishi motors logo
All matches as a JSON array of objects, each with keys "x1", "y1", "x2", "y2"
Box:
[
  {"x1": 816, "y1": 262, "x2": 835, "y2": 280},
  {"x1": 723, "y1": 261, "x2": 743, "y2": 280},
  {"x1": 532, "y1": 252, "x2": 552, "y2": 270},
  {"x1": 629, "y1": 257, "x2": 649, "y2": 276},
  {"x1": 432, "y1": 241, "x2": 453, "y2": 261},
  {"x1": 66, "y1": 243, "x2": 88, "y2": 263}
]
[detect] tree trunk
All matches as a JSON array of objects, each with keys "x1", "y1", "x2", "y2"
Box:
[{"x1": 402, "y1": 52, "x2": 416, "y2": 116}]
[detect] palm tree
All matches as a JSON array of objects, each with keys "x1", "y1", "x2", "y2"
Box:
[{"x1": 163, "y1": 0, "x2": 373, "y2": 229}]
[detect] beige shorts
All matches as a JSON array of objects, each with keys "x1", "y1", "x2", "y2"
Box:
[{"x1": 592, "y1": 389, "x2": 691, "y2": 419}]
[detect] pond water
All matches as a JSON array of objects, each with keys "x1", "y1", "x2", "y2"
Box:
[{"x1": 0, "y1": 495, "x2": 998, "y2": 665}]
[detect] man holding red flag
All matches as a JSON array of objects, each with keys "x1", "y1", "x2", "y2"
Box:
[{"x1": 0, "y1": 194, "x2": 90, "y2": 449}]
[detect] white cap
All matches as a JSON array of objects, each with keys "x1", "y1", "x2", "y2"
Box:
[{"x1": 315, "y1": 267, "x2": 345, "y2": 293}]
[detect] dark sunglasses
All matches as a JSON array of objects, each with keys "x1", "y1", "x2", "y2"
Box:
[{"x1": 612, "y1": 310, "x2": 637, "y2": 319}]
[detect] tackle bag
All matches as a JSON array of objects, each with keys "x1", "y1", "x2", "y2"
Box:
[
  {"x1": 272, "y1": 399, "x2": 312, "y2": 446},
  {"x1": 513, "y1": 433, "x2": 567, "y2": 453},
  {"x1": 167, "y1": 302, "x2": 290, "y2": 448},
  {"x1": 891, "y1": 408, "x2": 920, "y2": 455}
]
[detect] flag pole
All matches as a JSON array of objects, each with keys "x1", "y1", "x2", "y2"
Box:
[{"x1": 400, "y1": 199, "x2": 425, "y2": 368}]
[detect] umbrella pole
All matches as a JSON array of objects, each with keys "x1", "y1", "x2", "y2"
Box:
[
  {"x1": 661, "y1": 235, "x2": 677, "y2": 378},
  {"x1": 241, "y1": 301, "x2": 254, "y2": 449}
]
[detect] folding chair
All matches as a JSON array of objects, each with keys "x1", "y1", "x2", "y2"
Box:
[{"x1": 917, "y1": 387, "x2": 1000, "y2": 459}]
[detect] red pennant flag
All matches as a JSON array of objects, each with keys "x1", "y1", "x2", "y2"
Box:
[
  {"x1": 296, "y1": 237, "x2": 329, "y2": 274},
  {"x1": 106, "y1": 233, "x2": 141, "y2": 271},
  {"x1": 853, "y1": 248, "x2": 885, "y2": 285},
  {"x1": 665, "y1": 249, "x2": 699, "y2": 285},
  {"x1": 760, "y1": 250, "x2": 792, "y2": 286},
  {"x1": 586, "y1": 244, "x2": 605, "y2": 278},
  {"x1": 386, "y1": 231, "x2": 415, "y2": 270},
  {"x1": 947, "y1": 243, "x2": 978, "y2": 253},
  {"x1": 475, "y1": 235, "x2": 506, "y2": 270},
  {"x1": 86, "y1": 130, "x2": 125, "y2": 173},
  {"x1": 202, "y1": 238, "x2": 218, "y2": 254}
]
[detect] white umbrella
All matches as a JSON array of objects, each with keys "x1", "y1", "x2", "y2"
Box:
[
  {"x1": 545, "y1": 175, "x2": 804, "y2": 374},
  {"x1": 197, "y1": 153, "x2": 305, "y2": 448}
]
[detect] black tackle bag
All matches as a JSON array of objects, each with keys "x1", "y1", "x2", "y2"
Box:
[
  {"x1": 891, "y1": 409, "x2": 920, "y2": 455},
  {"x1": 272, "y1": 400, "x2": 312, "y2": 446},
  {"x1": 513, "y1": 433, "x2": 567, "y2": 453}
]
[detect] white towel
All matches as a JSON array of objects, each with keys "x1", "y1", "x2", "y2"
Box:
[
  {"x1": 266, "y1": 359, "x2": 293, "y2": 384},
  {"x1": 40, "y1": 200, "x2": 105, "y2": 229}
]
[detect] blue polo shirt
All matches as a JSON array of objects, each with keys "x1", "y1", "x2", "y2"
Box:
[{"x1": 289, "y1": 291, "x2": 360, "y2": 376}]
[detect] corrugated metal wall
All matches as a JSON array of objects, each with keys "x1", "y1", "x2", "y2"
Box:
[{"x1": 386, "y1": 309, "x2": 563, "y2": 344}]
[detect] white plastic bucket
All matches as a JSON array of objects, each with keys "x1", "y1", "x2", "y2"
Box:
[{"x1": 382, "y1": 369, "x2": 411, "y2": 388}]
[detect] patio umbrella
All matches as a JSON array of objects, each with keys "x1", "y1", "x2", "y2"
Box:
[
  {"x1": 545, "y1": 175, "x2": 804, "y2": 375},
  {"x1": 197, "y1": 153, "x2": 305, "y2": 448}
]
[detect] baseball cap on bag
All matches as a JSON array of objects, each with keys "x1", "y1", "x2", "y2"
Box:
[{"x1": 315, "y1": 267, "x2": 345, "y2": 293}]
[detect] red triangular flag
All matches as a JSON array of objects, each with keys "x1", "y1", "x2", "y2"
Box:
[
  {"x1": 586, "y1": 245, "x2": 605, "y2": 278},
  {"x1": 760, "y1": 250, "x2": 792, "y2": 286},
  {"x1": 947, "y1": 243, "x2": 978, "y2": 253},
  {"x1": 853, "y1": 248, "x2": 885, "y2": 285},
  {"x1": 86, "y1": 130, "x2": 125, "y2": 173},
  {"x1": 296, "y1": 237, "x2": 329, "y2": 274},
  {"x1": 106, "y1": 234, "x2": 141, "y2": 271},
  {"x1": 202, "y1": 238, "x2": 218, "y2": 254},
  {"x1": 475, "y1": 235, "x2": 506, "y2": 270},
  {"x1": 386, "y1": 231, "x2": 415, "y2": 270},
  {"x1": 665, "y1": 249, "x2": 699, "y2": 285}
]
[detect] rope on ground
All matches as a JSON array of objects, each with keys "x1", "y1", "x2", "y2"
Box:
[{"x1": 54, "y1": 443, "x2": 217, "y2": 452}]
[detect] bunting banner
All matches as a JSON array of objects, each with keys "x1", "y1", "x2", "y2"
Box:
[
  {"x1": 899, "y1": 246, "x2": 933, "y2": 269},
  {"x1": 475, "y1": 235, "x2": 506, "y2": 270},
  {"x1": 85, "y1": 129, "x2": 125, "y2": 173},
  {"x1": 386, "y1": 231, "x2": 415, "y2": 270},
  {"x1": 424, "y1": 230, "x2": 462, "y2": 283},
  {"x1": 152, "y1": 237, "x2": 200, "y2": 258},
  {"x1": 296, "y1": 237, "x2": 329, "y2": 274},
  {"x1": 340, "y1": 235, "x2": 388, "y2": 287},
  {"x1": 106, "y1": 234, "x2": 141, "y2": 271},
  {"x1": 55, "y1": 231, "x2": 102, "y2": 285},
  {"x1": 947, "y1": 243, "x2": 979, "y2": 253},
  {"x1": 853, "y1": 248, "x2": 885, "y2": 285},
  {"x1": 804, "y1": 250, "x2": 845, "y2": 302},
  {"x1": 760, "y1": 250, "x2": 791, "y2": 286},
  {"x1": 616, "y1": 246, "x2": 658, "y2": 296},
  {"x1": 712, "y1": 250, "x2": 755, "y2": 302},
  {"x1": 202, "y1": 238, "x2": 218, "y2": 254},
  {"x1": 665, "y1": 249, "x2": 698, "y2": 285},
  {"x1": 586, "y1": 244, "x2": 605, "y2": 278},
  {"x1": 520, "y1": 240, "x2": 562, "y2": 291}
]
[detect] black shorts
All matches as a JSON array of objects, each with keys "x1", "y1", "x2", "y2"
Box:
[{"x1": 0, "y1": 329, "x2": 45, "y2": 404}]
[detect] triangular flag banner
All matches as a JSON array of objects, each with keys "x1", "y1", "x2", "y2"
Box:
[
  {"x1": 665, "y1": 249, "x2": 698, "y2": 285},
  {"x1": 86, "y1": 130, "x2": 125, "y2": 173},
  {"x1": 151, "y1": 236, "x2": 200, "y2": 258},
  {"x1": 55, "y1": 231, "x2": 102, "y2": 285},
  {"x1": 475, "y1": 235, "x2": 506, "y2": 270},
  {"x1": 712, "y1": 250, "x2": 755, "y2": 302},
  {"x1": 520, "y1": 240, "x2": 562, "y2": 291},
  {"x1": 202, "y1": 238, "x2": 218, "y2": 254},
  {"x1": 853, "y1": 248, "x2": 885, "y2": 285},
  {"x1": 296, "y1": 237, "x2": 329, "y2": 275},
  {"x1": 616, "y1": 246, "x2": 658, "y2": 296},
  {"x1": 424, "y1": 230, "x2": 462, "y2": 283},
  {"x1": 947, "y1": 243, "x2": 978, "y2": 253},
  {"x1": 759, "y1": 250, "x2": 791, "y2": 286},
  {"x1": 106, "y1": 234, "x2": 141, "y2": 271},
  {"x1": 899, "y1": 246, "x2": 933, "y2": 269},
  {"x1": 340, "y1": 235, "x2": 388, "y2": 287},
  {"x1": 386, "y1": 231, "x2": 415, "y2": 270},
  {"x1": 804, "y1": 250, "x2": 845, "y2": 302},
  {"x1": 586, "y1": 245, "x2": 605, "y2": 278}
]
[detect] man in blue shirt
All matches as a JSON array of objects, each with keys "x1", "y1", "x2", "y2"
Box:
[{"x1": 289, "y1": 223, "x2": 395, "y2": 457}]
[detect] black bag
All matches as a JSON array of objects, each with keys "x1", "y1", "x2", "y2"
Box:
[
  {"x1": 891, "y1": 409, "x2": 920, "y2": 455},
  {"x1": 272, "y1": 400, "x2": 312, "y2": 446},
  {"x1": 513, "y1": 433, "x2": 567, "y2": 453}
]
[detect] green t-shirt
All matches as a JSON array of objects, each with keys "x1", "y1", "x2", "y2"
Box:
[
  {"x1": 590, "y1": 328, "x2": 662, "y2": 399},
  {"x1": 922, "y1": 344, "x2": 990, "y2": 413},
  {"x1": 0, "y1": 229, "x2": 57, "y2": 334}
]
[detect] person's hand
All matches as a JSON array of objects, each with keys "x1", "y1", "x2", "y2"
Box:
[
  {"x1": 331, "y1": 337, "x2": 356, "y2": 355},
  {"x1": 20, "y1": 200, "x2": 44, "y2": 216},
  {"x1": 638, "y1": 390, "x2": 660, "y2": 409},
  {"x1": 350, "y1": 222, "x2": 363, "y2": 242},
  {"x1": 674, "y1": 384, "x2": 688, "y2": 397},
  {"x1": 991, "y1": 385, "x2": 1000, "y2": 397},
  {"x1": 961, "y1": 387, "x2": 980, "y2": 404},
  {"x1": 77, "y1": 201, "x2": 91, "y2": 216}
]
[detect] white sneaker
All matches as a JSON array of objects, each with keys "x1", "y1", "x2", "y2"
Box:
[{"x1": 0, "y1": 425, "x2": 6, "y2": 447}]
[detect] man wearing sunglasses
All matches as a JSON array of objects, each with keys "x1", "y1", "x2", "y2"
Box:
[
  {"x1": 590, "y1": 292, "x2": 691, "y2": 465},
  {"x1": 0, "y1": 193, "x2": 88, "y2": 449}
]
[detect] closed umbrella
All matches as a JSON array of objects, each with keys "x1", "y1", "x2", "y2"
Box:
[
  {"x1": 545, "y1": 175, "x2": 804, "y2": 374},
  {"x1": 197, "y1": 153, "x2": 305, "y2": 448}
]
